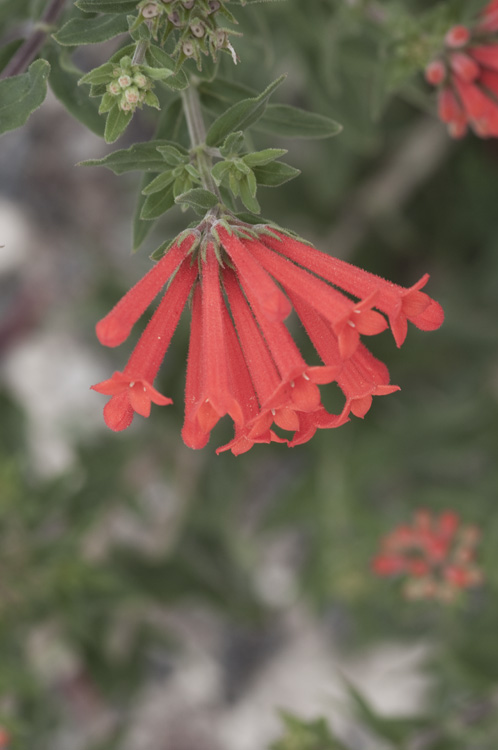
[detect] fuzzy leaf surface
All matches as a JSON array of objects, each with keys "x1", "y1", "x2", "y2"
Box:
[
  {"x1": 175, "y1": 188, "x2": 219, "y2": 211},
  {"x1": 253, "y1": 161, "x2": 301, "y2": 187},
  {"x1": 145, "y1": 46, "x2": 188, "y2": 90},
  {"x1": 80, "y1": 140, "x2": 183, "y2": 173},
  {"x1": 53, "y1": 14, "x2": 129, "y2": 45},
  {"x1": 104, "y1": 104, "x2": 132, "y2": 143},
  {"x1": 75, "y1": 0, "x2": 137, "y2": 13},
  {"x1": 140, "y1": 184, "x2": 176, "y2": 220},
  {"x1": 205, "y1": 75, "x2": 286, "y2": 147},
  {"x1": 0, "y1": 59, "x2": 50, "y2": 136},
  {"x1": 255, "y1": 104, "x2": 342, "y2": 139}
]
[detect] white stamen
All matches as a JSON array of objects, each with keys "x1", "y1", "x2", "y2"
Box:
[
  {"x1": 353, "y1": 309, "x2": 361, "y2": 314},
  {"x1": 143, "y1": 386, "x2": 147, "y2": 392},
  {"x1": 129, "y1": 381, "x2": 135, "y2": 387},
  {"x1": 348, "y1": 320, "x2": 356, "y2": 327},
  {"x1": 290, "y1": 381, "x2": 295, "y2": 388},
  {"x1": 271, "y1": 409, "x2": 276, "y2": 416},
  {"x1": 303, "y1": 372, "x2": 310, "y2": 380}
]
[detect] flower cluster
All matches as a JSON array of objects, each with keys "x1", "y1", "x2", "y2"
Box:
[
  {"x1": 92, "y1": 220, "x2": 443, "y2": 454},
  {"x1": 137, "y1": 0, "x2": 238, "y2": 67},
  {"x1": 425, "y1": 0, "x2": 498, "y2": 138},
  {"x1": 99, "y1": 56, "x2": 158, "y2": 114},
  {"x1": 372, "y1": 510, "x2": 483, "y2": 602}
]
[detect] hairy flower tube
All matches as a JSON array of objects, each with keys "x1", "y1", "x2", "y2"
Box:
[
  {"x1": 92, "y1": 220, "x2": 444, "y2": 454},
  {"x1": 425, "y1": 0, "x2": 498, "y2": 138},
  {"x1": 372, "y1": 510, "x2": 483, "y2": 602}
]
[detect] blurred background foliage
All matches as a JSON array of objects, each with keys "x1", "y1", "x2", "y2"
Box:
[{"x1": 1, "y1": 0, "x2": 498, "y2": 748}]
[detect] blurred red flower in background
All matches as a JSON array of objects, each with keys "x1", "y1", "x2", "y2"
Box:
[
  {"x1": 425, "y1": 0, "x2": 498, "y2": 138},
  {"x1": 372, "y1": 510, "x2": 483, "y2": 602}
]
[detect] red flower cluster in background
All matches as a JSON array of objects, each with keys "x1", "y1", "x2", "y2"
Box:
[
  {"x1": 92, "y1": 221, "x2": 443, "y2": 454},
  {"x1": 372, "y1": 510, "x2": 483, "y2": 602},
  {"x1": 0, "y1": 728, "x2": 9, "y2": 749},
  {"x1": 425, "y1": 0, "x2": 498, "y2": 138}
]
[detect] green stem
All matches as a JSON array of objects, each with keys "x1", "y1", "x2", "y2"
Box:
[
  {"x1": 181, "y1": 84, "x2": 222, "y2": 199},
  {"x1": 131, "y1": 40, "x2": 149, "y2": 66},
  {"x1": 131, "y1": 20, "x2": 154, "y2": 66}
]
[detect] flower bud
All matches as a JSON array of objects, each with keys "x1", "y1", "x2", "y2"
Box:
[
  {"x1": 183, "y1": 0, "x2": 195, "y2": 8},
  {"x1": 118, "y1": 74, "x2": 132, "y2": 88},
  {"x1": 445, "y1": 25, "x2": 470, "y2": 49},
  {"x1": 208, "y1": 0, "x2": 220, "y2": 12},
  {"x1": 120, "y1": 98, "x2": 133, "y2": 111},
  {"x1": 142, "y1": 2, "x2": 160, "y2": 18},
  {"x1": 168, "y1": 11, "x2": 182, "y2": 26},
  {"x1": 190, "y1": 18, "x2": 205, "y2": 37},
  {"x1": 214, "y1": 29, "x2": 226, "y2": 48},
  {"x1": 125, "y1": 86, "x2": 140, "y2": 104},
  {"x1": 425, "y1": 60, "x2": 446, "y2": 86},
  {"x1": 183, "y1": 40, "x2": 196, "y2": 57},
  {"x1": 108, "y1": 81, "x2": 121, "y2": 96},
  {"x1": 133, "y1": 73, "x2": 149, "y2": 88}
]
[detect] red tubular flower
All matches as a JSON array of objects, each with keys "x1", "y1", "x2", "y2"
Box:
[
  {"x1": 425, "y1": 0, "x2": 498, "y2": 138},
  {"x1": 93, "y1": 219, "x2": 443, "y2": 453},
  {"x1": 96, "y1": 233, "x2": 197, "y2": 347},
  {"x1": 92, "y1": 257, "x2": 197, "y2": 430},
  {"x1": 261, "y1": 231, "x2": 443, "y2": 347},
  {"x1": 372, "y1": 510, "x2": 483, "y2": 602}
]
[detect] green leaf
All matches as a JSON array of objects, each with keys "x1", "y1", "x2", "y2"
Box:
[
  {"x1": 140, "y1": 184, "x2": 176, "y2": 220},
  {"x1": 141, "y1": 170, "x2": 175, "y2": 195},
  {"x1": 141, "y1": 65, "x2": 174, "y2": 82},
  {"x1": 78, "y1": 61, "x2": 116, "y2": 86},
  {"x1": 239, "y1": 176, "x2": 260, "y2": 214},
  {"x1": 0, "y1": 39, "x2": 23, "y2": 74},
  {"x1": 99, "y1": 92, "x2": 115, "y2": 114},
  {"x1": 175, "y1": 188, "x2": 219, "y2": 211},
  {"x1": 211, "y1": 160, "x2": 233, "y2": 184},
  {"x1": 253, "y1": 161, "x2": 301, "y2": 187},
  {"x1": 243, "y1": 148, "x2": 287, "y2": 167},
  {"x1": 156, "y1": 144, "x2": 188, "y2": 166},
  {"x1": 0, "y1": 59, "x2": 50, "y2": 136},
  {"x1": 53, "y1": 14, "x2": 129, "y2": 45},
  {"x1": 47, "y1": 49, "x2": 105, "y2": 137},
  {"x1": 219, "y1": 130, "x2": 245, "y2": 157},
  {"x1": 104, "y1": 104, "x2": 132, "y2": 143},
  {"x1": 205, "y1": 75, "x2": 286, "y2": 147},
  {"x1": 80, "y1": 140, "x2": 183, "y2": 173},
  {"x1": 75, "y1": 0, "x2": 138, "y2": 13},
  {"x1": 145, "y1": 46, "x2": 189, "y2": 90},
  {"x1": 255, "y1": 104, "x2": 342, "y2": 139}
]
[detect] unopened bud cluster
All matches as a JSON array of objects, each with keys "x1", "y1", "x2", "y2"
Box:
[
  {"x1": 136, "y1": 0, "x2": 239, "y2": 68},
  {"x1": 372, "y1": 510, "x2": 483, "y2": 603},
  {"x1": 106, "y1": 57, "x2": 157, "y2": 113}
]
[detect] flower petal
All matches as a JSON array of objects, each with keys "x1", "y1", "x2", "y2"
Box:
[
  {"x1": 103, "y1": 393, "x2": 134, "y2": 431},
  {"x1": 217, "y1": 226, "x2": 291, "y2": 322},
  {"x1": 96, "y1": 234, "x2": 196, "y2": 347}
]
